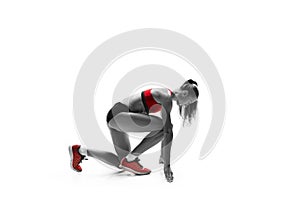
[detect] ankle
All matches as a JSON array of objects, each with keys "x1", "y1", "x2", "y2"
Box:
[
  {"x1": 78, "y1": 146, "x2": 87, "y2": 156},
  {"x1": 126, "y1": 153, "x2": 138, "y2": 162}
]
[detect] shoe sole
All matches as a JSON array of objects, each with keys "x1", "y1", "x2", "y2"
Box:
[
  {"x1": 68, "y1": 146, "x2": 81, "y2": 172},
  {"x1": 119, "y1": 165, "x2": 151, "y2": 175}
]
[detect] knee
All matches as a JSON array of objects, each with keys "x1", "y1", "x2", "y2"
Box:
[
  {"x1": 157, "y1": 121, "x2": 164, "y2": 130},
  {"x1": 107, "y1": 119, "x2": 122, "y2": 132}
]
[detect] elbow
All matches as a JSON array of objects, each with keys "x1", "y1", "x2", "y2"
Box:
[{"x1": 165, "y1": 130, "x2": 173, "y2": 140}]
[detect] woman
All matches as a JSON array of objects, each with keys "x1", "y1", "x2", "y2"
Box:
[{"x1": 69, "y1": 79, "x2": 199, "y2": 182}]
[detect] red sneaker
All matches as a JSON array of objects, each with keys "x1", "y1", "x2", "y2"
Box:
[
  {"x1": 119, "y1": 157, "x2": 151, "y2": 175},
  {"x1": 68, "y1": 145, "x2": 87, "y2": 172}
]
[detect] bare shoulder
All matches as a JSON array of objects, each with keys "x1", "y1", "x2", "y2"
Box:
[{"x1": 151, "y1": 88, "x2": 172, "y2": 104}]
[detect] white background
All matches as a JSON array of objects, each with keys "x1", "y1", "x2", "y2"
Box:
[{"x1": 1, "y1": 0, "x2": 299, "y2": 199}]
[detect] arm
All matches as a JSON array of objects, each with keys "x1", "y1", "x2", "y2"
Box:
[
  {"x1": 161, "y1": 100, "x2": 174, "y2": 182},
  {"x1": 153, "y1": 88, "x2": 174, "y2": 182}
]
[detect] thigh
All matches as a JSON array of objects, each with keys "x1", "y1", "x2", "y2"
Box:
[{"x1": 108, "y1": 112, "x2": 164, "y2": 132}]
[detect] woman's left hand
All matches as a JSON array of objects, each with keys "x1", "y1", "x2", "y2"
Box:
[{"x1": 164, "y1": 165, "x2": 174, "y2": 182}]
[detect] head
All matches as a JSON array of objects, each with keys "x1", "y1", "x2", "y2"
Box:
[{"x1": 174, "y1": 79, "x2": 199, "y2": 126}]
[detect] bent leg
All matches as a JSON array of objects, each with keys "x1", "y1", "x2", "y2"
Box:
[
  {"x1": 109, "y1": 126, "x2": 131, "y2": 161},
  {"x1": 108, "y1": 112, "x2": 164, "y2": 132},
  {"x1": 131, "y1": 129, "x2": 164, "y2": 156}
]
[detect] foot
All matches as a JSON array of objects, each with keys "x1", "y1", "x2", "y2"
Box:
[
  {"x1": 68, "y1": 145, "x2": 87, "y2": 172},
  {"x1": 119, "y1": 157, "x2": 151, "y2": 175}
]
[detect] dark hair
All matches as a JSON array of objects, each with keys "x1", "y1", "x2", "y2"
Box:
[
  {"x1": 179, "y1": 101, "x2": 198, "y2": 126},
  {"x1": 187, "y1": 79, "x2": 198, "y2": 86},
  {"x1": 188, "y1": 79, "x2": 199, "y2": 98},
  {"x1": 178, "y1": 79, "x2": 199, "y2": 126}
]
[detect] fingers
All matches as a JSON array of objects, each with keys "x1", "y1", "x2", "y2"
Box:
[
  {"x1": 164, "y1": 166, "x2": 174, "y2": 182},
  {"x1": 164, "y1": 169, "x2": 174, "y2": 182},
  {"x1": 165, "y1": 172, "x2": 174, "y2": 183}
]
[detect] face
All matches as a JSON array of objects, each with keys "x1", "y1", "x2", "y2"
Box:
[{"x1": 176, "y1": 89, "x2": 197, "y2": 106}]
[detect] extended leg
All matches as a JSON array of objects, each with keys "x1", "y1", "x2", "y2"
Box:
[
  {"x1": 69, "y1": 144, "x2": 121, "y2": 172},
  {"x1": 77, "y1": 126, "x2": 131, "y2": 169},
  {"x1": 86, "y1": 149, "x2": 121, "y2": 169}
]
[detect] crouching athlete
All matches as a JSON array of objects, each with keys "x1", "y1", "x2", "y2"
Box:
[{"x1": 69, "y1": 79, "x2": 199, "y2": 182}]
